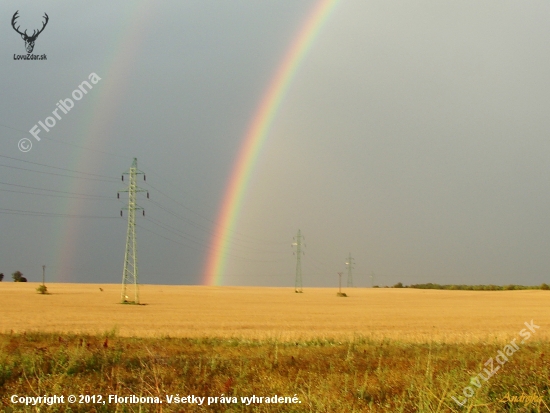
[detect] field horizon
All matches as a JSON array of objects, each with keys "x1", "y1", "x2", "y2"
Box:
[{"x1": 2, "y1": 282, "x2": 548, "y2": 342}]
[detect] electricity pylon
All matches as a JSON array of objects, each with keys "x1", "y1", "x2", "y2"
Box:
[
  {"x1": 346, "y1": 253, "x2": 355, "y2": 287},
  {"x1": 118, "y1": 158, "x2": 148, "y2": 304},
  {"x1": 292, "y1": 229, "x2": 305, "y2": 293}
]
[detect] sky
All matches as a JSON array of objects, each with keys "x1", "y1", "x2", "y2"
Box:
[{"x1": 1, "y1": 0, "x2": 550, "y2": 288}]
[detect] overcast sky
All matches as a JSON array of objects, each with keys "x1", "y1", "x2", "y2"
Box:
[{"x1": 2, "y1": 0, "x2": 550, "y2": 288}]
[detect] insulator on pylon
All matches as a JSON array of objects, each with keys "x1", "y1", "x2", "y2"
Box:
[
  {"x1": 147, "y1": 192, "x2": 149, "y2": 199},
  {"x1": 144, "y1": 175, "x2": 146, "y2": 181},
  {"x1": 117, "y1": 193, "x2": 120, "y2": 199},
  {"x1": 142, "y1": 210, "x2": 145, "y2": 216},
  {"x1": 120, "y1": 211, "x2": 122, "y2": 217},
  {"x1": 122, "y1": 175, "x2": 124, "y2": 181}
]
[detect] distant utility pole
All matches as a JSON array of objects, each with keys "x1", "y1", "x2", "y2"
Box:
[
  {"x1": 42, "y1": 265, "x2": 45, "y2": 286},
  {"x1": 338, "y1": 272, "x2": 343, "y2": 294},
  {"x1": 345, "y1": 253, "x2": 354, "y2": 287},
  {"x1": 292, "y1": 229, "x2": 304, "y2": 293},
  {"x1": 118, "y1": 158, "x2": 148, "y2": 305},
  {"x1": 370, "y1": 272, "x2": 375, "y2": 288}
]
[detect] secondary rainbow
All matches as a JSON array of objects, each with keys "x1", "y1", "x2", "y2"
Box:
[
  {"x1": 204, "y1": 0, "x2": 340, "y2": 285},
  {"x1": 54, "y1": 1, "x2": 155, "y2": 281}
]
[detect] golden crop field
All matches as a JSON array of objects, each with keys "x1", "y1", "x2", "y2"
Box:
[{"x1": 1, "y1": 282, "x2": 548, "y2": 342}]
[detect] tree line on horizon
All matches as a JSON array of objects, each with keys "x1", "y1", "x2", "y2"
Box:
[
  {"x1": 0, "y1": 271, "x2": 27, "y2": 282},
  {"x1": 381, "y1": 282, "x2": 550, "y2": 290}
]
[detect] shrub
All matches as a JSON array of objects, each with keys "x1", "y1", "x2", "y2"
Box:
[
  {"x1": 541, "y1": 283, "x2": 549, "y2": 290},
  {"x1": 36, "y1": 285, "x2": 48, "y2": 294}
]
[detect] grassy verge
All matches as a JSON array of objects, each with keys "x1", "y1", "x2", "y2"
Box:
[{"x1": 1, "y1": 333, "x2": 549, "y2": 412}]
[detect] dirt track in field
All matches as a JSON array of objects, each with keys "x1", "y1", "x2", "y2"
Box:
[{"x1": 1, "y1": 283, "x2": 548, "y2": 342}]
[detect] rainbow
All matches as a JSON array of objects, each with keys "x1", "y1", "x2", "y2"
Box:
[
  {"x1": 203, "y1": 0, "x2": 341, "y2": 285},
  {"x1": 54, "y1": 1, "x2": 155, "y2": 281}
]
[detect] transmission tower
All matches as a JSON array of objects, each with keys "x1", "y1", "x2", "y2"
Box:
[
  {"x1": 346, "y1": 253, "x2": 355, "y2": 287},
  {"x1": 118, "y1": 158, "x2": 148, "y2": 304},
  {"x1": 292, "y1": 229, "x2": 305, "y2": 293}
]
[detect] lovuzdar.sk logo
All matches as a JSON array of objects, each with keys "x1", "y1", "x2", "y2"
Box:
[{"x1": 11, "y1": 10, "x2": 48, "y2": 60}]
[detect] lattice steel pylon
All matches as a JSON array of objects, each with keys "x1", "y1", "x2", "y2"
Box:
[
  {"x1": 292, "y1": 229, "x2": 305, "y2": 293},
  {"x1": 346, "y1": 253, "x2": 355, "y2": 288},
  {"x1": 118, "y1": 158, "x2": 148, "y2": 304}
]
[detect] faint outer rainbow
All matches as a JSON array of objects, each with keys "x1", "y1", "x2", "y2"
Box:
[
  {"x1": 53, "y1": 1, "x2": 155, "y2": 281},
  {"x1": 203, "y1": 0, "x2": 340, "y2": 285}
]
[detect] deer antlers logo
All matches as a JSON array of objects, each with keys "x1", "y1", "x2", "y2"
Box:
[{"x1": 11, "y1": 11, "x2": 49, "y2": 54}]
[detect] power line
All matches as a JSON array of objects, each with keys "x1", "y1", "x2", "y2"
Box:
[
  {"x1": 144, "y1": 216, "x2": 211, "y2": 248},
  {"x1": 0, "y1": 187, "x2": 119, "y2": 201},
  {"x1": 136, "y1": 223, "x2": 205, "y2": 254},
  {"x1": 1, "y1": 122, "x2": 278, "y2": 244},
  {"x1": 142, "y1": 216, "x2": 281, "y2": 263},
  {"x1": 0, "y1": 149, "x2": 284, "y2": 257},
  {"x1": 0, "y1": 162, "x2": 117, "y2": 183},
  {"x1": 0, "y1": 180, "x2": 113, "y2": 199},
  {"x1": 147, "y1": 199, "x2": 286, "y2": 255},
  {"x1": 0, "y1": 207, "x2": 118, "y2": 219},
  {"x1": 0, "y1": 154, "x2": 118, "y2": 180},
  {"x1": 0, "y1": 123, "x2": 28, "y2": 135},
  {"x1": 142, "y1": 179, "x2": 287, "y2": 247}
]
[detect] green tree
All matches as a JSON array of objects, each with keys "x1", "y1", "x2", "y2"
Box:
[
  {"x1": 393, "y1": 282, "x2": 404, "y2": 288},
  {"x1": 0, "y1": 273, "x2": 4, "y2": 281},
  {"x1": 541, "y1": 283, "x2": 549, "y2": 290},
  {"x1": 12, "y1": 271, "x2": 26, "y2": 282}
]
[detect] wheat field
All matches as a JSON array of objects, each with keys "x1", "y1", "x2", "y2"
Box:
[{"x1": 1, "y1": 282, "x2": 548, "y2": 342}]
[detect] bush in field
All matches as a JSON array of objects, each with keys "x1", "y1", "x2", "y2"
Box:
[
  {"x1": 0, "y1": 273, "x2": 3, "y2": 281},
  {"x1": 541, "y1": 283, "x2": 550, "y2": 290},
  {"x1": 36, "y1": 285, "x2": 48, "y2": 294}
]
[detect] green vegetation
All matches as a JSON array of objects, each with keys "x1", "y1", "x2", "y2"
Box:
[
  {"x1": 390, "y1": 282, "x2": 550, "y2": 291},
  {"x1": 11, "y1": 271, "x2": 27, "y2": 283},
  {"x1": 36, "y1": 284, "x2": 48, "y2": 294},
  {"x1": 1, "y1": 333, "x2": 549, "y2": 412}
]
